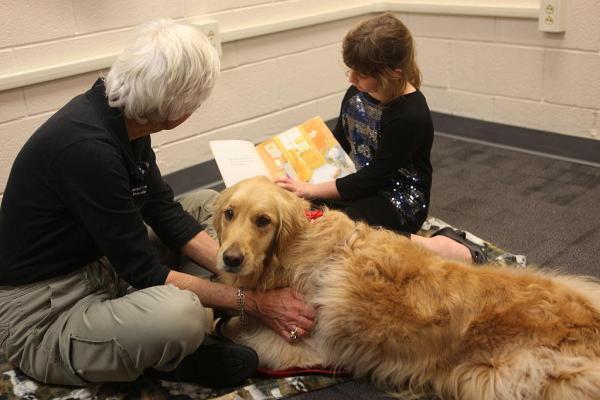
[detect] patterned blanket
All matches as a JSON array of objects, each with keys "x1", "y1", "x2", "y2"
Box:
[{"x1": 0, "y1": 217, "x2": 525, "y2": 400}]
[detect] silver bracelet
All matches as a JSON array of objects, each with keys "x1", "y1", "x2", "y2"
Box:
[{"x1": 237, "y1": 287, "x2": 246, "y2": 325}]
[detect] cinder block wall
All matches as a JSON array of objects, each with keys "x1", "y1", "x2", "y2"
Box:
[
  {"x1": 1, "y1": 0, "x2": 599, "y2": 198},
  {"x1": 414, "y1": 3, "x2": 600, "y2": 141}
]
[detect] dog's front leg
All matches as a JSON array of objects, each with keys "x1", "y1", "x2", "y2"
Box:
[{"x1": 218, "y1": 317, "x2": 325, "y2": 370}]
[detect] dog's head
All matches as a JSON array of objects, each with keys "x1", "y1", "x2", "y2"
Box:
[{"x1": 214, "y1": 176, "x2": 310, "y2": 278}]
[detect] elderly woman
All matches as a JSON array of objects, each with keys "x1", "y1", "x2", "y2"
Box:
[{"x1": 0, "y1": 19, "x2": 314, "y2": 387}]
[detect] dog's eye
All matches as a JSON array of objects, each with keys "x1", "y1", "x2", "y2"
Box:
[
  {"x1": 224, "y1": 209, "x2": 234, "y2": 220},
  {"x1": 256, "y1": 216, "x2": 271, "y2": 228}
]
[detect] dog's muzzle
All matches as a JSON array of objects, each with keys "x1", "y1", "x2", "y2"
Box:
[{"x1": 222, "y1": 246, "x2": 245, "y2": 272}]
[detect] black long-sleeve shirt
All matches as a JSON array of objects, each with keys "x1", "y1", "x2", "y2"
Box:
[
  {"x1": 333, "y1": 86, "x2": 433, "y2": 229},
  {"x1": 334, "y1": 86, "x2": 433, "y2": 199},
  {"x1": 0, "y1": 79, "x2": 203, "y2": 289}
]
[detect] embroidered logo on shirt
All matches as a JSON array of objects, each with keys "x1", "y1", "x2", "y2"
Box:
[
  {"x1": 131, "y1": 184, "x2": 148, "y2": 197},
  {"x1": 131, "y1": 161, "x2": 149, "y2": 197}
]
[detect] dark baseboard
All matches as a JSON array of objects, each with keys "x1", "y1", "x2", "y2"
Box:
[
  {"x1": 164, "y1": 159, "x2": 223, "y2": 195},
  {"x1": 164, "y1": 112, "x2": 600, "y2": 195},
  {"x1": 431, "y1": 112, "x2": 600, "y2": 165}
]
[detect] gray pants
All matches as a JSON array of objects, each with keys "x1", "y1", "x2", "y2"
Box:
[{"x1": 0, "y1": 189, "x2": 219, "y2": 386}]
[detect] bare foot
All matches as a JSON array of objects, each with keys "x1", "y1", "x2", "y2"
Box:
[{"x1": 410, "y1": 234, "x2": 471, "y2": 263}]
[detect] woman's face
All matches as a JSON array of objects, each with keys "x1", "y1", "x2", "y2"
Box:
[
  {"x1": 162, "y1": 113, "x2": 192, "y2": 130},
  {"x1": 346, "y1": 69, "x2": 382, "y2": 99}
]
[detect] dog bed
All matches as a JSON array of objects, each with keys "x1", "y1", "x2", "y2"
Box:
[{"x1": 0, "y1": 217, "x2": 525, "y2": 400}]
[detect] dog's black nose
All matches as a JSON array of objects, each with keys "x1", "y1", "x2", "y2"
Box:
[{"x1": 223, "y1": 249, "x2": 244, "y2": 268}]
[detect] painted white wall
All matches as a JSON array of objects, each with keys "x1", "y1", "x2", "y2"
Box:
[{"x1": 0, "y1": 0, "x2": 598, "y2": 195}]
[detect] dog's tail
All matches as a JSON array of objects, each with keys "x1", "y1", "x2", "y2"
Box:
[{"x1": 437, "y1": 348, "x2": 600, "y2": 400}]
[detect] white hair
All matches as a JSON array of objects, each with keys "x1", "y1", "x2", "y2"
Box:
[{"x1": 104, "y1": 18, "x2": 220, "y2": 122}]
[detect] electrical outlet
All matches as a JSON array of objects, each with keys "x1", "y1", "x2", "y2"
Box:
[
  {"x1": 539, "y1": 0, "x2": 567, "y2": 32},
  {"x1": 190, "y1": 19, "x2": 222, "y2": 57}
]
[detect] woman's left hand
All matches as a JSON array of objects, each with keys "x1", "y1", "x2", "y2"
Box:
[
  {"x1": 274, "y1": 177, "x2": 314, "y2": 199},
  {"x1": 246, "y1": 287, "x2": 316, "y2": 342}
]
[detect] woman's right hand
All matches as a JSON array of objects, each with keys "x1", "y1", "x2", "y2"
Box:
[{"x1": 245, "y1": 287, "x2": 316, "y2": 342}]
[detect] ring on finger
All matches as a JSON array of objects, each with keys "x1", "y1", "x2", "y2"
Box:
[{"x1": 289, "y1": 326, "x2": 299, "y2": 341}]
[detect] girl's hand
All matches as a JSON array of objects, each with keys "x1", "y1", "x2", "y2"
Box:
[
  {"x1": 245, "y1": 288, "x2": 316, "y2": 342},
  {"x1": 274, "y1": 177, "x2": 314, "y2": 199}
]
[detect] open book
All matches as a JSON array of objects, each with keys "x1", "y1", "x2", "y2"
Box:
[{"x1": 210, "y1": 116, "x2": 356, "y2": 187}]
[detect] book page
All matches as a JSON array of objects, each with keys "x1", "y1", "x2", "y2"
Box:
[
  {"x1": 256, "y1": 117, "x2": 356, "y2": 184},
  {"x1": 209, "y1": 140, "x2": 271, "y2": 187}
]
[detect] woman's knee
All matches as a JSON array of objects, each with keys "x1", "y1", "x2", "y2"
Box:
[
  {"x1": 147, "y1": 285, "x2": 212, "y2": 343},
  {"x1": 69, "y1": 286, "x2": 212, "y2": 383}
]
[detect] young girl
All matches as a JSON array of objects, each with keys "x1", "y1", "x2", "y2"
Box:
[{"x1": 277, "y1": 13, "x2": 432, "y2": 234}]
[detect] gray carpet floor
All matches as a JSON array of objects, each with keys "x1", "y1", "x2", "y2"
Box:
[
  {"x1": 292, "y1": 132, "x2": 600, "y2": 399},
  {"x1": 430, "y1": 133, "x2": 600, "y2": 277}
]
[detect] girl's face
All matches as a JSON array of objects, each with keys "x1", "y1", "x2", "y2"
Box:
[{"x1": 346, "y1": 69, "x2": 382, "y2": 99}]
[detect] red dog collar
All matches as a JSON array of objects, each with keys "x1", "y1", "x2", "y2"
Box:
[{"x1": 304, "y1": 210, "x2": 324, "y2": 221}]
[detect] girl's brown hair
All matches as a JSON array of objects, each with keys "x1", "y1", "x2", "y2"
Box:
[{"x1": 343, "y1": 13, "x2": 421, "y2": 104}]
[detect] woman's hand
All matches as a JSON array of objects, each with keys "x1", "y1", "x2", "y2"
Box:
[
  {"x1": 245, "y1": 288, "x2": 316, "y2": 342},
  {"x1": 274, "y1": 177, "x2": 314, "y2": 199}
]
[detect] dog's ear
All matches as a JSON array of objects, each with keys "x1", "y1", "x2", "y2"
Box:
[
  {"x1": 213, "y1": 186, "x2": 233, "y2": 241},
  {"x1": 274, "y1": 187, "x2": 309, "y2": 259}
]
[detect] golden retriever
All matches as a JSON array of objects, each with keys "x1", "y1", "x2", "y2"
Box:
[{"x1": 214, "y1": 176, "x2": 600, "y2": 400}]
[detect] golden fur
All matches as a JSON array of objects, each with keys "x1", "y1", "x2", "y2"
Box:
[{"x1": 214, "y1": 176, "x2": 600, "y2": 399}]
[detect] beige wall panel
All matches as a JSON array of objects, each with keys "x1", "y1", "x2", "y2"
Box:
[
  {"x1": 496, "y1": 1, "x2": 600, "y2": 51},
  {"x1": 419, "y1": 86, "x2": 452, "y2": 115},
  {"x1": 450, "y1": 42, "x2": 544, "y2": 100},
  {"x1": 14, "y1": 29, "x2": 135, "y2": 72},
  {"x1": 316, "y1": 91, "x2": 345, "y2": 122},
  {"x1": 543, "y1": 50, "x2": 600, "y2": 110},
  {"x1": 206, "y1": 0, "x2": 365, "y2": 32},
  {"x1": 72, "y1": 0, "x2": 184, "y2": 34},
  {"x1": 449, "y1": 90, "x2": 494, "y2": 121},
  {"x1": 153, "y1": 60, "x2": 282, "y2": 146},
  {"x1": 0, "y1": 114, "x2": 51, "y2": 191},
  {"x1": 409, "y1": 14, "x2": 495, "y2": 42},
  {"x1": 236, "y1": 28, "x2": 318, "y2": 66},
  {"x1": 0, "y1": 50, "x2": 16, "y2": 75},
  {"x1": 220, "y1": 43, "x2": 239, "y2": 70},
  {"x1": 416, "y1": 38, "x2": 450, "y2": 88},
  {"x1": 0, "y1": 89, "x2": 26, "y2": 123},
  {"x1": 420, "y1": 86, "x2": 494, "y2": 121},
  {"x1": 276, "y1": 44, "x2": 347, "y2": 109},
  {"x1": 235, "y1": 18, "x2": 356, "y2": 65},
  {"x1": 214, "y1": 2, "x2": 302, "y2": 30},
  {"x1": 0, "y1": 0, "x2": 76, "y2": 48},
  {"x1": 24, "y1": 72, "x2": 103, "y2": 115},
  {"x1": 184, "y1": 0, "x2": 271, "y2": 16},
  {"x1": 155, "y1": 100, "x2": 320, "y2": 173},
  {"x1": 494, "y1": 97, "x2": 596, "y2": 138}
]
